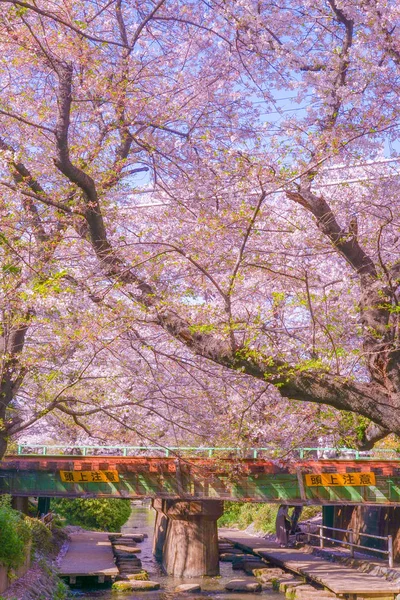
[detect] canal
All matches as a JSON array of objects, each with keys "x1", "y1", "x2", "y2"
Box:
[{"x1": 70, "y1": 504, "x2": 282, "y2": 600}]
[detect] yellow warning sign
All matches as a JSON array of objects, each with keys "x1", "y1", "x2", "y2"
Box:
[
  {"x1": 305, "y1": 472, "x2": 375, "y2": 487},
  {"x1": 60, "y1": 470, "x2": 119, "y2": 483}
]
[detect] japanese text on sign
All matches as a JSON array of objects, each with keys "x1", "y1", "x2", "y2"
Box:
[
  {"x1": 305, "y1": 472, "x2": 376, "y2": 487},
  {"x1": 60, "y1": 470, "x2": 119, "y2": 483}
]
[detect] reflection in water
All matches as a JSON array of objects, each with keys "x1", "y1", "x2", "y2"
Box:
[{"x1": 68, "y1": 504, "x2": 281, "y2": 600}]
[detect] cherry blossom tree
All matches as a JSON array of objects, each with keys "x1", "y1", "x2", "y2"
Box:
[{"x1": 1, "y1": 0, "x2": 399, "y2": 457}]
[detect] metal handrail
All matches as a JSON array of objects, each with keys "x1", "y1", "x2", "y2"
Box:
[
  {"x1": 13, "y1": 443, "x2": 400, "y2": 460},
  {"x1": 304, "y1": 523, "x2": 394, "y2": 568},
  {"x1": 298, "y1": 447, "x2": 400, "y2": 460},
  {"x1": 317, "y1": 524, "x2": 389, "y2": 541},
  {"x1": 14, "y1": 444, "x2": 276, "y2": 458}
]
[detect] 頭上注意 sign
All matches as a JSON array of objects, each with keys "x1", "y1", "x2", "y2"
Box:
[
  {"x1": 305, "y1": 472, "x2": 375, "y2": 487},
  {"x1": 59, "y1": 470, "x2": 119, "y2": 483}
]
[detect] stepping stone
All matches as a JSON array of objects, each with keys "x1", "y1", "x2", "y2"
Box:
[
  {"x1": 122, "y1": 534, "x2": 147, "y2": 542},
  {"x1": 115, "y1": 569, "x2": 146, "y2": 580},
  {"x1": 112, "y1": 580, "x2": 160, "y2": 592},
  {"x1": 110, "y1": 533, "x2": 147, "y2": 542},
  {"x1": 175, "y1": 583, "x2": 201, "y2": 593},
  {"x1": 290, "y1": 585, "x2": 336, "y2": 599},
  {"x1": 232, "y1": 557, "x2": 265, "y2": 570},
  {"x1": 279, "y1": 579, "x2": 304, "y2": 593},
  {"x1": 114, "y1": 542, "x2": 141, "y2": 549},
  {"x1": 126, "y1": 571, "x2": 149, "y2": 581},
  {"x1": 220, "y1": 553, "x2": 247, "y2": 562},
  {"x1": 114, "y1": 544, "x2": 141, "y2": 553},
  {"x1": 242, "y1": 561, "x2": 269, "y2": 574},
  {"x1": 218, "y1": 541, "x2": 234, "y2": 547},
  {"x1": 269, "y1": 574, "x2": 297, "y2": 590},
  {"x1": 225, "y1": 579, "x2": 262, "y2": 592},
  {"x1": 253, "y1": 567, "x2": 285, "y2": 581}
]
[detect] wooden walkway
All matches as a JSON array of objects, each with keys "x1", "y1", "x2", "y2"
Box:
[
  {"x1": 59, "y1": 531, "x2": 118, "y2": 584},
  {"x1": 220, "y1": 529, "x2": 400, "y2": 598}
]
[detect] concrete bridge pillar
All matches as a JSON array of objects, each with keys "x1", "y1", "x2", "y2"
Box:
[
  {"x1": 152, "y1": 499, "x2": 223, "y2": 577},
  {"x1": 11, "y1": 496, "x2": 29, "y2": 514},
  {"x1": 152, "y1": 499, "x2": 169, "y2": 561},
  {"x1": 37, "y1": 496, "x2": 51, "y2": 517}
]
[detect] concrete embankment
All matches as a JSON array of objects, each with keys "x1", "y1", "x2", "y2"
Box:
[
  {"x1": 1, "y1": 561, "x2": 66, "y2": 600},
  {"x1": 1, "y1": 528, "x2": 68, "y2": 600}
]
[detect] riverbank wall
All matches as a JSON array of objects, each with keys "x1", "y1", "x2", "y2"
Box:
[{"x1": 0, "y1": 542, "x2": 31, "y2": 594}]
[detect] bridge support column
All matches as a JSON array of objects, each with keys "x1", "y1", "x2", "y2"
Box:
[
  {"x1": 152, "y1": 499, "x2": 223, "y2": 577},
  {"x1": 38, "y1": 497, "x2": 51, "y2": 517},
  {"x1": 152, "y1": 499, "x2": 169, "y2": 561},
  {"x1": 11, "y1": 496, "x2": 29, "y2": 514}
]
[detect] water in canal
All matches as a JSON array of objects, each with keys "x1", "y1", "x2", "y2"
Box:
[{"x1": 69, "y1": 504, "x2": 282, "y2": 600}]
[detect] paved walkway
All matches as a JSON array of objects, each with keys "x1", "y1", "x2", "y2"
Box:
[
  {"x1": 59, "y1": 531, "x2": 118, "y2": 579},
  {"x1": 220, "y1": 529, "x2": 400, "y2": 597}
]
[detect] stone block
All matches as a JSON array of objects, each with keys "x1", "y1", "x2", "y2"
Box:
[
  {"x1": 233, "y1": 557, "x2": 266, "y2": 570},
  {"x1": 243, "y1": 561, "x2": 269, "y2": 574},
  {"x1": 220, "y1": 552, "x2": 247, "y2": 562},
  {"x1": 114, "y1": 544, "x2": 141, "y2": 553},
  {"x1": 253, "y1": 567, "x2": 285, "y2": 581},
  {"x1": 112, "y1": 580, "x2": 160, "y2": 592},
  {"x1": 279, "y1": 579, "x2": 304, "y2": 593},
  {"x1": 292, "y1": 585, "x2": 336, "y2": 599},
  {"x1": 175, "y1": 583, "x2": 202, "y2": 593},
  {"x1": 225, "y1": 579, "x2": 262, "y2": 592},
  {"x1": 269, "y1": 574, "x2": 296, "y2": 590},
  {"x1": 126, "y1": 571, "x2": 149, "y2": 581}
]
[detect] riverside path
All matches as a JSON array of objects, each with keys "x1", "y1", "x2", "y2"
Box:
[
  {"x1": 221, "y1": 529, "x2": 400, "y2": 599},
  {"x1": 59, "y1": 531, "x2": 118, "y2": 585}
]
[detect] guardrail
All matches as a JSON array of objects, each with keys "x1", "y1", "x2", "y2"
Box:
[
  {"x1": 13, "y1": 444, "x2": 400, "y2": 459},
  {"x1": 304, "y1": 523, "x2": 394, "y2": 568},
  {"x1": 15, "y1": 444, "x2": 271, "y2": 458},
  {"x1": 298, "y1": 447, "x2": 400, "y2": 460}
]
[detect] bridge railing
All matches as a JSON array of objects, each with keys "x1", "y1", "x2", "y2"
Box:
[
  {"x1": 304, "y1": 523, "x2": 394, "y2": 568},
  {"x1": 14, "y1": 444, "x2": 278, "y2": 458},
  {"x1": 13, "y1": 444, "x2": 400, "y2": 459},
  {"x1": 13, "y1": 444, "x2": 400, "y2": 460},
  {"x1": 298, "y1": 447, "x2": 400, "y2": 460}
]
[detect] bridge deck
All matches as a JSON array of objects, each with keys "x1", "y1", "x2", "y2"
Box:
[
  {"x1": 221, "y1": 529, "x2": 400, "y2": 597},
  {"x1": 3, "y1": 455, "x2": 400, "y2": 504},
  {"x1": 59, "y1": 531, "x2": 118, "y2": 581}
]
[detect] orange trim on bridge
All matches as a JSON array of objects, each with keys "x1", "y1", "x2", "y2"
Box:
[{"x1": 2, "y1": 455, "x2": 400, "y2": 476}]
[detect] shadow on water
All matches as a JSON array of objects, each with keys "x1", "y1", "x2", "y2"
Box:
[{"x1": 67, "y1": 505, "x2": 281, "y2": 600}]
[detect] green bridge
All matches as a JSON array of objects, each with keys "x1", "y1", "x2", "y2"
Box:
[{"x1": 3, "y1": 445, "x2": 400, "y2": 505}]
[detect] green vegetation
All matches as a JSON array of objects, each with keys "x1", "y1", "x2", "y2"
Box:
[
  {"x1": 52, "y1": 498, "x2": 131, "y2": 531},
  {"x1": 131, "y1": 570, "x2": 149, "y2": 581},
  {"x1": 25, "y1": 518, "x2": 53, "y2": 554},
  {"x1": 0, "y1": 506, "x2": 31, "y2": 568},
  {"x1": 218, "y1": 502, "x2": 321, "y2": 534},
  {"x1": 54, "y1": 580, "x2": 68, "y2": 600}
]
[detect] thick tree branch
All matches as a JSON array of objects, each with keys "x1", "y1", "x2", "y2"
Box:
[{"x1": 286, "y1": 188, "x2": 377, "y2": 277}]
